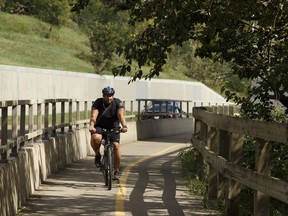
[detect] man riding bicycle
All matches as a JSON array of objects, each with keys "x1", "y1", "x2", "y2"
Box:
[{"x1": 89, "y1": 86, "x2": 128, "y2": 180}]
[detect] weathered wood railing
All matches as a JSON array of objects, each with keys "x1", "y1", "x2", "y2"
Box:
[
  {"x1": 191, "y1": 106, "x2": 288, "y2": 216},
  {"x1": 0, "y1": 99, "x2": 90, "y2": 163},
  {"x1": 0, "y1": 99, "x2": 136, "y2": 163}
]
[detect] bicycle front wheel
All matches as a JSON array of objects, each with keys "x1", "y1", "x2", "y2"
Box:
[{"x1": 107, "y1": 147, "x2": 113, "y2": 190}]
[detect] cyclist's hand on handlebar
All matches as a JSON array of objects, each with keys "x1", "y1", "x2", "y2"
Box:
[
  {"x1": 121, "y1": 126, "x2": 128, "y2": 133},
  {"x1": 89, "y1": 126, "x2": 96, "y2": 134}
]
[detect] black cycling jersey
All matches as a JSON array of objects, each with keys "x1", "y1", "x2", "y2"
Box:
[{"x1": 92, "y1": 97, "x2": 124, "y2": 129}]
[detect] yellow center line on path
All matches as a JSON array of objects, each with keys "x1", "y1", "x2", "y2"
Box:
[{"x1": 115, "y1": 144, "x2": 181, "y2": 216}]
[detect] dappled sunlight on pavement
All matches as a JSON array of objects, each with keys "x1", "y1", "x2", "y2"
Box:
[{"x1": 18, "y1": 134, "x2": 222, "y2": 216}]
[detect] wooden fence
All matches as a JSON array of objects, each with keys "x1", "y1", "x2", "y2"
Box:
[
  {"x1": 0, "y1": 98, "x2": 139, "y2": 163},
  {"x1": 191, "y1": 106, "x2": 288, "y2": 216},
  {"x1": 0, "y1": 99, "x2": 90, "y2": 163}
]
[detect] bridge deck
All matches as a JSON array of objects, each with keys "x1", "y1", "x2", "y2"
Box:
[{"x1": 17, "y1": 134, "x2": 222, "y2": 216}]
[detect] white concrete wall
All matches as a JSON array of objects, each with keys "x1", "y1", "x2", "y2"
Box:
[
  {"x1": 0, "y1": 65, "x2": 228, "y2": 106},
  {"x1": 136, "y1": 118, "x2": 194, "y2": 140}
]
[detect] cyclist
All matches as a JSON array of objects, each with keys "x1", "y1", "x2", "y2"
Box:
[{"x1": 89, "y1": 86, "x2": 128, "y2": 180}]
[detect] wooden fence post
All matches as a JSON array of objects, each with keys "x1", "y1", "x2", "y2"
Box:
[
  {"x1": 28, "y1": 103, "x2": 34, "y2": 141},
  {"x1": 1, "y1": 106, "x2": 8, "y2": 162},
  {"x1": 20, "y1": 104, "x2": 26, "y2": 148},
  {"x1": 194, "y1": 117, "x2": 208, "y2": 171},
  {"x1": 84, "y1": 101, "x2": 88, "y2": 128},
  {"x1": 44, "y1": 102, "x2": 49, "y2": 138},
  {"x1": 254, "y1": 139, "x2": 271, "y2": 216},
  {"x1": 218, "y1": 129, "x2": 230, "y2": 200},
  {"x1": 69, "y1": 100, "x2": 73, "y2": 132},
  {"x1": 225, "y1": 133, "x2": 243, "y2": 216},
  {"x1": 61, "y1": 101, "x2": 65, "y2": 133},
  {"x1": 11, "y1": 104, "x2": 18, "y2": 156},
  {"x1": 37, "y1": 102, "x2": 42, "y2": 140},
  {"x1": 76, "y1": 101, "x2": 80, "y2": 130},
  {"x1": 207, "y1": 126, "x2": 219, "y2": 199},
  {"x1": 52, "y1": 101, "x2": 57, "y2": 136}
]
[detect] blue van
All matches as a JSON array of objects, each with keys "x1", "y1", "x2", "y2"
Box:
[{"x1": 141, "y1": 100, "x2": 187, "y2": 119}]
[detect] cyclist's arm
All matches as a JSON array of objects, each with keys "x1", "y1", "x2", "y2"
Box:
[
  {"x1": 117, "y1": 107, "x2": 127, "y2": 131},
  {"x1": 89, "y1": 107, "x2": 99, "y2": 132}
]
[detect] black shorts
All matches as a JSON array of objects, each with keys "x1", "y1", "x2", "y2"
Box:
[{"x1": 94, "y1": 126, "x2": 120, "y2": 143}]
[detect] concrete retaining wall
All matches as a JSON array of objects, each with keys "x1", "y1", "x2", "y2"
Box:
[
  {"x1": 0, "y1": 65, "x2": 228, "y2": 107},
  {"x1": 136, "y1": 118, "x2": 194, "y2": 140},
  {"x1": 0, "y1": 118, "x2": 193, "y2": 216},
  {"x1": 0, "y1": 129, "x2": 92, "y2": 216}
]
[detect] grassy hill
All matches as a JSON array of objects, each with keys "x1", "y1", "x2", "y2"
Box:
[
  {"x1": 0, "y1": 12, "x2": 95, "y2": 73},
  {"x1": 0, "y1": 11, "x2": 197, "y2": 83}
]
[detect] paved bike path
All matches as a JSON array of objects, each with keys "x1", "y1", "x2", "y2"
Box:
[{"x1": 17, "y1": 133, "x2": 221, "y2": 216}]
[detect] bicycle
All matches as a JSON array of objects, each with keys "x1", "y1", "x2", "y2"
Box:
[{"x1": 99, "y1": 128, "x2": 123, "y2": 190}]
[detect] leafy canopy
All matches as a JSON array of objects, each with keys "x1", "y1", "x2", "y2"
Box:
[
  {"x1": 73, "y1": 0, "x2": 133, "y2": 74},
  {"x1": 114, "y1": 0, "x2": 288, "y2": 119},
  {"x1": 1, "y1": 0, "x2": 76, "y2": 25},
  {"x1": 2, "y1": 0, "x2": 288, "y2": 119}
]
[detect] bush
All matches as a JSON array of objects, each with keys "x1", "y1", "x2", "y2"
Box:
[
  {"x1": 29, "y1": 0, "x2": 73, "y2": 25},
  {"x1": 2, "y1": 0, "x2": 74, "y2": 25},
  {"x1": 178, "y1": 147, "x2": 207, "y2": 195}
]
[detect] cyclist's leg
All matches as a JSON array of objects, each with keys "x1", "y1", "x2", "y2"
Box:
[
  {"x1": 112, "y1": 141, "x2": 121, "y2": 171},
  {"x1": 111, "y1": 141, "x2": 121, "y2": 180},
  {"x1": 110, "y1": 130, "x2": 121, "y2": 178},
  {"x1": 91, "y1": 127, "x2": 103, "y2": 166},
  {"x1": 90, "y1": 127, "x2": 103, "y2": 153}
]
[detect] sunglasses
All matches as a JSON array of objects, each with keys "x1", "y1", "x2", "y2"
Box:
[{"x1": 103, "y1": 94, "x2": 114, "y2": 97}]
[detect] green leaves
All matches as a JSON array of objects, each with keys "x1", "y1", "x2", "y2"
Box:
[
  {"x1": 75, "y1": 0, "x2": 132, "y2": 74},
  {"x1": 4, "y1": 0, "x2": 287, "y2": 119},
  {"x1": 2, "y1": 0, "x2": 74, "y2": 25},
  {"x1": 116, "y1": 0, "x2": 288, "y2": 119}
]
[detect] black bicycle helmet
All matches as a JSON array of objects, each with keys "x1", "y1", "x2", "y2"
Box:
[{"x1": 102, "y1": 86, "x2": 115, "y2": 95}]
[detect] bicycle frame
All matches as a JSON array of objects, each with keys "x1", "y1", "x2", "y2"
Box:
[
  {"x1": 101, "y1": 137, "x2": 113, "y2": 190},
  {"x1": 100, "y1": 128, "x2": 120, "y2": 190}
]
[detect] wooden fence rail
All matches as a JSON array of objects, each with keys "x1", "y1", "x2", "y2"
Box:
[
  {"x1": 0, "y1": 99, "x2": 89, "y2": 162},
  {"x1": 0, "y1": 99, "x2": 136, "y2": 163},
  {"x1": 191, "y1": 106, "x2": 288, "y2": 216},
  {"x1": 1, "y1": 98, "x2": 201, "y2": 164}
]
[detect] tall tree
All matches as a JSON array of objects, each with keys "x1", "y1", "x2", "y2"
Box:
[
  {"x1": 115, "y1": 0, "x2": 288, "y2": 119},
  {"x1": 71, "y1": 0, "x2": 90, "y2": 13},
  {"x1": 2, "y1": 0, "x2": 76, "y2": 25},
  {"x1": 74, "y1": 0, "x2": 133, "y2": 73},
  {"x1": 29, "y1": 0, "x2": 74, "y2": 25}
]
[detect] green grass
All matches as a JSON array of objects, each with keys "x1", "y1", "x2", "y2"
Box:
[
  {"x1": 0, "y1": 12, "x2": 94, "y2": 73},
  {"x1": 0, "y1": 11, "x2": 196, "y2": 82}
]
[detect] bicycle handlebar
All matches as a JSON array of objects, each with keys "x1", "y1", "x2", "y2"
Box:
[
  {"x1": 102, "y1": 129, "x2": 120, "y2": 136},
  {"x1": 90, "y1": 127, "x2": 126, "y2": 136}
]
